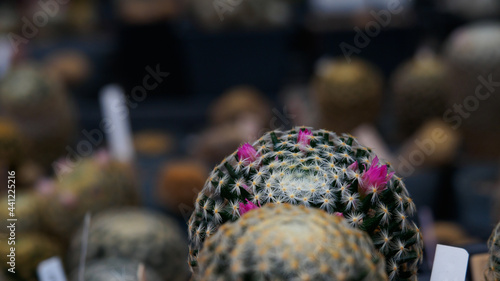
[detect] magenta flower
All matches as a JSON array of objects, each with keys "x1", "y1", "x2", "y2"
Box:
[
  {"x1": 359, "y1": 156, "x2": 394, "y2": 195},
  {"x1": 239, "y1": 199, "x2": 259, "y2": 215},
  {"x1": 334, "y1": 212, "x2": 344, "y2": 218},
  {"x1": 348, "y1": 161, "x2": 359, "y2": 171},
  {"x1": 297, "y1": 129, "x2": 313, "y2": 146},
  {"x1": 237, "y1": 143, "x2": 259, "y2": 162}
]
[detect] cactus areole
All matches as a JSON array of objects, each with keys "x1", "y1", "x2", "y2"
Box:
[{"x1": 188, "y1": 127, "x2": 423, "y2": 280}]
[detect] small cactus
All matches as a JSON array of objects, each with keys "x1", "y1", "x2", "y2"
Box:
[
  {"x1": 41, "y1": 153, "x2": 139, "y2": 239},
  {"x1": 69, "y1": 208, "x2": 190, "y2": 281},
  {"x1": 390, "y1": 54, "x2": 450, "y2": 139},
  {"x1": 0, "y1": 63, "x2": 76, "y2": 167},
  {"x1": 0, "y1": 233, "x2": 63, "y2": 281},
  {"x1": 489, "y1": 222, "x2": 500, "y2": 280},
  {"x1": 188, "y1": 127, "x2": 423, "y2": 281},
  {"x1": 196, "y1": 203, "x2": 387, "y2": 281},
  {"x1": 313, "y1": 58, "x2": 383, "y2": 133}
]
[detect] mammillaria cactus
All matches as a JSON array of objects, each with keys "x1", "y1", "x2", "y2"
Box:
[
  {"x1": 390, "y1": 54, "x2": 450, "y2": 139},
  {"x1": 70, "y1": 258, "x2": 163, "y2": 281},
  {"x1": 443, "y1": 22, "x2": 500, "y2": 159},
  {"x1": 312, "y1": 58, "x2": 384, "y2": 133},
  {"x1": 0, "y1": 118, "x2": 24, "y2": 166},
  {"x1": 157, "y1": 159, "x2": 208, "y2": 217},
  {"x1": 40, "y1": 153, "x2": 139, "y2": 239},
  {"x1": 188, "y1": 127, "x2": 423, "y2": 280},
  {"x1": 489, "y1": 222, "x2": 500, "y2": 280},
  {"x1": 0, "y1": 233, "x2": 63, "y2": 281},
  {"x1": 0, "y1": 63, "x2": 76, "y2": 168},
  {"x1": 196, "y1": 203, "x2": 387, "y2": 281},
  {"x1": 69, "y1": 208, "x2": 190, "y2": 281},
  {"x1": 0, "y1": 191, "x2": 42, "y2": 233}
]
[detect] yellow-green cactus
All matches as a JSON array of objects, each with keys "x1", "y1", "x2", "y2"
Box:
[
  {"x1": 0, "y1": 63, "x2": 76, "y2": 167},
  {"x1": 196, "y1": 203, "x2": 387, "y2": 281},
  {"x1": 391, "y1": 55, "x2": 450, "y2": 139},
  {"x1": 40, "y1": 154, "x2": 139, "y2": 239},
  {"x1": 69, "y1": 208, "x2": 190, "y2": 281},
  {"x1": 313, "y1": 58, "x2": 383, "y2": 133}
]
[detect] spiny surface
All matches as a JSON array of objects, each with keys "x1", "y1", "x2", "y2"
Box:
[
  {"x1": 188, "y1": 127, "x2": 423, "y2": 281},
  {"x1": 196, "y1": 203, "x2": 387, "y2": 281}
]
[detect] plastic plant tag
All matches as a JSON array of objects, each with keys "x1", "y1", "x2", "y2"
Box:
[
  {"x1": 37, "y1": 257, "x2": 67, "y2": 281},
  {"x1": 430, "y1": 244, "x2": 469, "y2": 281},
  {"x1": 99, "y1": 84, "x2": 135, "y2": 163}
]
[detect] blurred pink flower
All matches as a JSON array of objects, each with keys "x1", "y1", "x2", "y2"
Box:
[
  {"x1": 297, "y1": 129, "x2": 313, "y2": 146},
  {"x1": 239, "y1": 199, "x2": 259, "y2": 215},
  {"x1": 348, "y1": 161, "x2": 359, "y2": 171},
  {"x1": 237, "y1": 143, "x2": 259, "y2": 162},
  {"x1": 359, "y1": 156, "x2": 394, "y2": 195},
  {"x1": 334, "y1": 212, "x2": 344, "y2": 218}
]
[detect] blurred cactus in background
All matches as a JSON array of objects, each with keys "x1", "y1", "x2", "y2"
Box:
[
  {"x1": 312, "y1": 58, "x2": 384, "y2": 134},
  {"x1": 0, "y1": 233, "x2": 63, "y2": 281},
  {"x1": 70, "y1": 258, "x2": 163, "y2": 281},
  {"x1": 489, "y1": 222, "x2": 500, "y2": 280},
  {"x1": 157, "y1": 159, "x2": 208, "y2": 217},
  {"x1": 188, "y1": 127, "x2": 422, "y2": 280},
  {"x1": 390, "y1": 53, "x2": 450, "y2": 140},
  {"x1": 194, "y1": 86, "x2": 272, "y2": 166},
  {"x1": 195, "y1": 204, "x2": 387, "y2": 281},
  {"x1": 0, "y1": 63, "x2": 77, "y2": 169},
  {"x1": 40, "y1": 153, "x2": 139, "y2": 239},
  {"x1": 69, "y1": 208, "x2": 190, "y2": 281},
  {"x1": 190, "y1": 0, "x2": 295, "y2": 30},
  {"x1": 0, "y1": 117, "x2": 24, "y2": 166},
  {"x1": 0, "y1": 191, "x2": 42, "y2": 233},
  {"x1": 443, "y1": 22, "x2": 500, "y2": 160}
]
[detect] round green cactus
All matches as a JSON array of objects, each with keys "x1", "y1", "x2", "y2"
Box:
[
  {"x1": 188, "y1": 127, "x2": 423, "y2": 281},
  {"x1": 391, "y1": 54, "x2": 450, "y2": 139},
  {"x1": 69, "y1": 208, "x2": 190, "y2": 281},
  {"x1": 196, "y1": 203, "x2": 387, "y2": 281},
  {"x1": 489, "y1": 222, "x2": 500, "y2": 280}
]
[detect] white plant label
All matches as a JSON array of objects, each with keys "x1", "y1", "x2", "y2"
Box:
[
  {"x1": 99, "y1": 84, "x2": 135, "y2": 163},
  {"x1": 430, "y1": 244, "x2": 469, "y2": 281},
  {"x1": 37, "y1": 257, "x2": 67, "y2": 281}
]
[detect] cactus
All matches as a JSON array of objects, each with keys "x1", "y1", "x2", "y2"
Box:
[
  {"x1": 313, "y1": 58, "x2": 383, "y2": 133},
  {"x1": 70, "y1": 258, "x2": 163, "y2": 281},
  {"x1": 41, "y1": 153, "x2": 139, "y2": 239},
  {"x1": 69, "y1": 208, "x2": 190, "y2": 281},
  {"x1": 390, "y1": 54, "x2": 450, "y2": 139},
  {"x1": 443, "y1": 22, "x2": 500, "y2": 158},
  {"x1": 0, "y1": 233, "x2": 63, "y2": 281},
  {"x1": 195, "y1": 203, "x2": 387, "y2": 281},
  {"x1": 0, "y1": 191, "x2": 42, "y2": 233},
  {"x1": 489, "y1": 222, "x2": 500, "y2": 280},
  {"x1": 190, "y1": 0, "x2": 294, "y2": 30},
  {"x1": 0, "y1": 118, "x2": 24, "y2": 166},
  {"x1": 157, "y1": 159, "x2": 208, "y2": 217},
  {"x1": 188, "y1": 127, "x2": 423, "y2": 280},
  {"x1": 0, "y1": 63, "x2": 76, "y2": 168}
]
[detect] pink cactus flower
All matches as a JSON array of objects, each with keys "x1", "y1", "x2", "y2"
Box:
[
  {"x1": 359, "y1": 156, "x2": 394, "y2": 195},
  {"x1": 334, "y1": 212, "x2": 344, "y2": 218},
  {"x1": 239, "y1": 199, "x2": 259, "y2": 215},
  {"x1": 237, "y1": 143, "x2": 260, "y2": 162},
  {"x1": 297, "y1": 129, "x2": 313, "y2": 146},
  {"x1": 348, "y1": 161, "x2": 359, "y2": 171}
]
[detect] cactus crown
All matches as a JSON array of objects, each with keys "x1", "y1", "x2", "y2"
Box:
[
  {"x1": 196, "y1": 203, "x2": 387, "y2": 281},
  {"x1": 188, "y1": 127, "x2": 423, "y2": 280},
  {"x1": 489, "y1": 222, "x2": 500, "y2": 280}
]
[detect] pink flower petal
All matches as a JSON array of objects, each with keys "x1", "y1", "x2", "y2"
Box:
[
  {"x1": 239, "y1": 199, "x2": 259, "y2": 215},
  {"x1": 237, "y1": 143, "x2": 260, "y2": 163}
]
